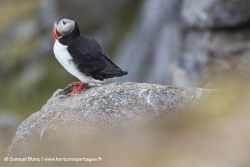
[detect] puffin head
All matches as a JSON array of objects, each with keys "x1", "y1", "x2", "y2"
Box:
[{"x1": 52, "y1": 16, "x2": 76, "y2": 41}]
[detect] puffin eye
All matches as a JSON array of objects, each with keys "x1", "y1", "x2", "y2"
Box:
[{"x1": 63, "y1": 20, "x2": 66, "y2": 25}]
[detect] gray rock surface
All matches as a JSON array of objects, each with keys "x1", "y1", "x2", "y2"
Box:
[
  {"x1": 115, "y1": 0, "x2": 182, "y2": 85},
  {"x1": 115, "y1": 0, "x2": 250, "y2": 87},
  {"x1": 173, "y1": 29, "x2": 209, "y2": 87},
  {"x1": 181, "y1": 0, "x2": 250, "y2": 28},
  {"x1": 8, "y1": 82, "x2": 211, "y2": 156}
]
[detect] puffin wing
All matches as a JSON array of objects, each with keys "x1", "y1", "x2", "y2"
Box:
[{"x1": 67, "y1": 47, "x2": 127, "y2": 81}]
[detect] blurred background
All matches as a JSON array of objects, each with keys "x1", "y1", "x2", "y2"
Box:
[{"x1": 1, "y1": 0, "x2": 250, "y2": 164}]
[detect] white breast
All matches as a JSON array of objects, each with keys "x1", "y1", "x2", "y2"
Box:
[{"x1": 53, "y1": 40, "x2": 104, "y2": 83}]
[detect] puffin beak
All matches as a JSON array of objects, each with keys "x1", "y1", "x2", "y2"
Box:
[
  {"x1": 51, "y1": 24, "x2": 63, "y2": 41},
  {"x1": 51, "y1": 25, "x2": 58, "y2": 41}
]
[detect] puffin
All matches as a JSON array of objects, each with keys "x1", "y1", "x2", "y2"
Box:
[{"x1": 51, "y1": 15, "x2": 128, "y2": 96}]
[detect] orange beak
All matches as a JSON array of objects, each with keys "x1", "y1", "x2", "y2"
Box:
[{"x1": 51, "y1": 26, "x2": 58, "y2": 41}]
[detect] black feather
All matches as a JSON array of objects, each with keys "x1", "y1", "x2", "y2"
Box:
[{"x1": 58, "y1": 23, "x2": 127, "y2": 81}]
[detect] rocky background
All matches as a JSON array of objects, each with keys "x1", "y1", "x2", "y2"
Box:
[
  {"x1": 1, "y1": 0, "x2": 250, "y2": 164},
  {"x1": 4, "y1": 80, "x2": 250, "y2": 167}
]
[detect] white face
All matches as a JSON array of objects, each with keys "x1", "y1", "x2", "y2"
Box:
[{"x1": 56, "y1": 18, "x2": 75, "y2": 37}]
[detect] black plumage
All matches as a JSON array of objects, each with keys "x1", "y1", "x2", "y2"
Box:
[{"x1": 56, "y1": 16, "x2": 128, "y2": 81}]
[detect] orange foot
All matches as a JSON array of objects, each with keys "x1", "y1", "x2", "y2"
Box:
[{"x1": 67, "y1": 82, "x2": 88, "y2": 96}]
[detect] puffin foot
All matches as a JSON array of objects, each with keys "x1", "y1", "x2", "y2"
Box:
[{"x1": 67, "y1": 82, "x2": 88, "y2": 96}]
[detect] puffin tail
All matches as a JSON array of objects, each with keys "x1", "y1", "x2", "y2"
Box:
[
  {"x1": 121, "y1": 71, "x2": 128, "y2": 76},
  {"x1": 105, "y1": 70, "x2": 128, "y2": 78}
]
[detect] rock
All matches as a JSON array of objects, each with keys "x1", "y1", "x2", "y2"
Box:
[
  {"x1": 115, "y1": 0, "x2": 250, "y2": 87},
  {"x1": 201, "y1": 30, "x2": 250, "y2": 86},
  {"x1": 8, "y1": 82, "x2": 211, "y2": 156},
  {"x1": 173, "y1": 29, "x2": 209, "y2": 86},
  {"x1": 178, "y1": 0, "x2": 250, "y2": 87},
  {"x1": 115, "y1": 0, "x2": 182, "y2": 85},
  {"x1": 181, "y1": 0, "x2": 250, "y2": 28}
]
